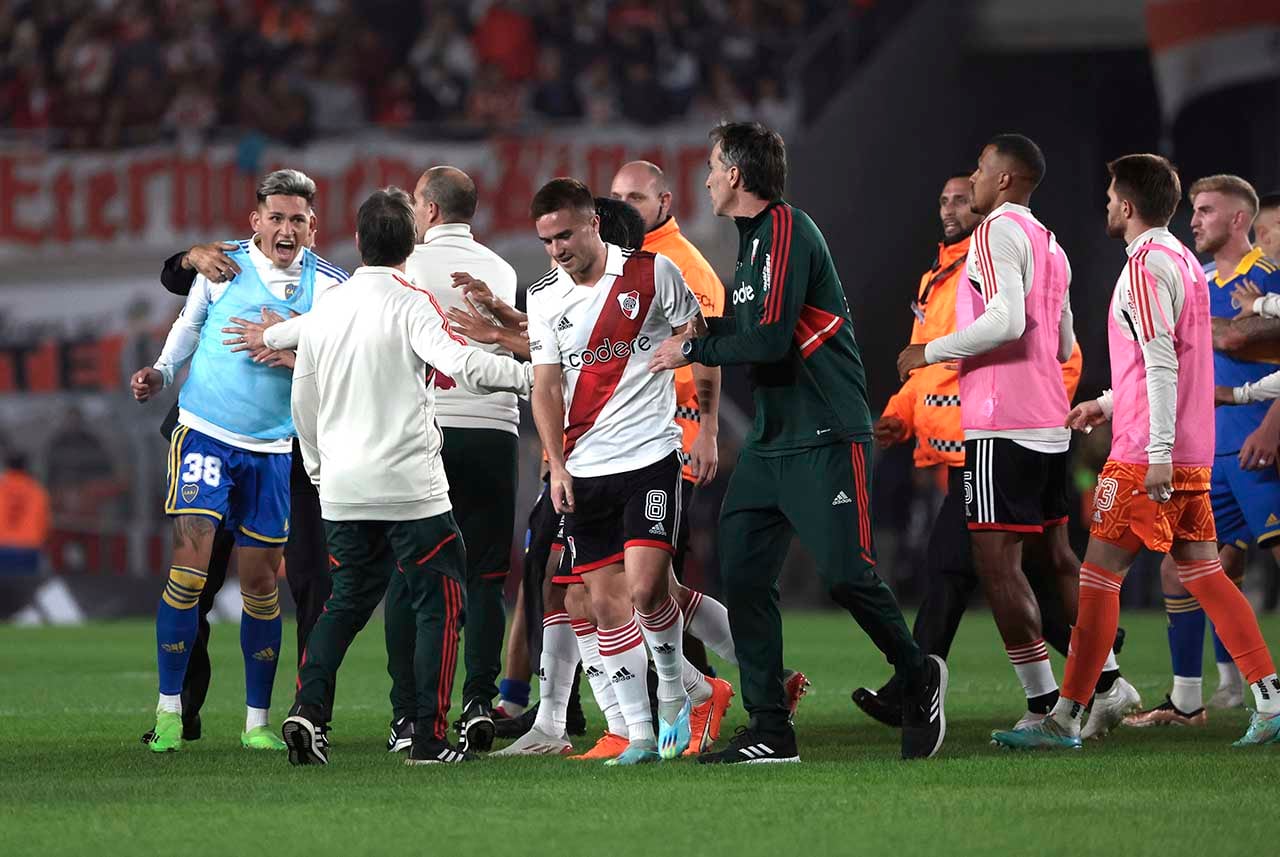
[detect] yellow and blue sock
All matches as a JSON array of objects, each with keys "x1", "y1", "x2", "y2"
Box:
[
  {"x1": 241, "y1": 587, "x2": 282, "y2": 711},
  {"x1": 1165, "y1": 592, "x2": 1205, "y2": 679},
  {"x1": 157, "y1": 565, "x2": 207, "y2": 697}
]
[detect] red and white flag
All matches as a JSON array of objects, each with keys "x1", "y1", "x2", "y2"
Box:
[{"x1": 1146, "y1": 0, "x2": 1280, "y2": 121}]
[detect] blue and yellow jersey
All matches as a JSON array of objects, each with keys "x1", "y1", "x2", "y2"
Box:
[{"x1": 1211, "y1": 246, "x2": 1280, "y2": 455}]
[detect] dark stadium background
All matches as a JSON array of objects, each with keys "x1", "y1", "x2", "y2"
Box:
[{"x1": 2, "y1": 0, "x2": 1278, "y2": 621}]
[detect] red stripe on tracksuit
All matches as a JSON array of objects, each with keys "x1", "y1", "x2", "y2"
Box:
[
  {"x1": 395, "y1": 274, "x2": 466, "y2": 345},
  {"x1": 793, "y1": 304, "x2": 845, "y2": 358},
  {"x1": 416, "y1": 532, "x2": 458, "y2": 565},
  {"x1": 850, "y1": 443, "x2": 874, "y2": 565},
  {"x1": 434, "y1": 576, "x2": 463, "y2": 739},
  {"x1": 763, "y1": 205, "x2": 794, "y2": 324},
  {"x1": 562, "y1": 254, "x2": 657, "y2": 462}
]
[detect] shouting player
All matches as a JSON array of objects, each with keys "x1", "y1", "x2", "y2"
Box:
[{"x1": 131, "y1": 169, "x2": 345, "y2": 752}]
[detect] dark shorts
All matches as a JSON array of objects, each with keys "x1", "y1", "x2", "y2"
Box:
[
  {"x1": 441, "y1": 427, "x2": 518, "y2": 581},
  {"x1": 1210, "y1": 451, "x2": 1280, "y2": 549},
  {"x1": 963, "y1": 437, "x2": 1069, "y2": 534},
  {"x1": 525, "y1": 477, "x2": 575, "y2": 586},
  {"x1": 566, "y1": 451, "x2": 682, "y2": 575},
  {"x1": 671, "y1": 478, "x2": 696, "y2": 582}
]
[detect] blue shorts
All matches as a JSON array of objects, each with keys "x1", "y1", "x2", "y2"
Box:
[
  {"x1": 1210, "y1": 452, "x2": 1280, "y2": 550},
  {"x1": 165, "y1": 425, "x2": 292, "y2": 548}
]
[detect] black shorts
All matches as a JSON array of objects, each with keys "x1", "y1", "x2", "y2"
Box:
[
  {"x1": 525, "y1": 477, "x2": 575, "y2": 585},
  {"x1": 963, "y1": 437, "x2": 1069, "y2": 533},
  {"x1": 671, "y1": 478, "x2": 696, "y2": 581},
  {"x1": 566, "y1": 451, "x2": 682, "y2": 575}
]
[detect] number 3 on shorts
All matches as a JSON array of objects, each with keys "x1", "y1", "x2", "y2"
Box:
[
  {"x1": 645, "y1": 489, "x2": 667, "y2": 522},
  {"x1": 181, "y1": 453, "x2": 223, "y2": 488}
]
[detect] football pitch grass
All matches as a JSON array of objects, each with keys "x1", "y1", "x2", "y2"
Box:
[{"x1": 2, "y1": 611, "x2": 1276, "y2": 857}]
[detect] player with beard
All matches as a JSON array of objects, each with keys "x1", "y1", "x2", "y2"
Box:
[
  {"x1": 1123, "y1": 174, "x2": 1280, "y2": 726},
  {"x1": 855, "y1": 176, "x2": 1135, "y2": 734},
  {"x1": 993, "y1": 155, "x2": 1280, "y2": 749}
]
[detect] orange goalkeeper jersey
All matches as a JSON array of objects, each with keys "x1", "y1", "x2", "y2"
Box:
[{"x1": 642, "y1": 217, "x2": 726, "y2": 483}]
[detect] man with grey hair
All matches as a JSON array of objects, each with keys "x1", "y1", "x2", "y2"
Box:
[
  {"x1": 282, "y1": 188, "x2": 534, "y2": 765},
  {"x1": 131, "y1": 168, "x2": 347, "y2": 755}
]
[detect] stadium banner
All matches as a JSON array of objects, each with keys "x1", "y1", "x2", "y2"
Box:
[
  {"x1": 0, "y1": 127, "x2": 718, "y2": 259},
  {"x1": 1145, "y1": 0, "x2": 1280, "y2": 121}
]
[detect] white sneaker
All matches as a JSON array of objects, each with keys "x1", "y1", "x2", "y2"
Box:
[
  {"x1": 1208, "y1": 683, "x2": 1245, "y2": 709},
  {"x1": 1082, "y1": 677, "x2": 1142, "y2": 740},
  {"x1": 1011, "y1": 711, "x2": 1046, "y2": 731},
  {"x1": 489, "y1": 724, "x2": 572, "y2": 757}
]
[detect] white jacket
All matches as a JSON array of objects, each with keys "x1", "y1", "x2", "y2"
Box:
[
  {"x1": 406, "y1": 224, "x2": 520, "y2": 434},
  {"x1": 292, "y1": 265, "x2": 533, "y2": 521}
]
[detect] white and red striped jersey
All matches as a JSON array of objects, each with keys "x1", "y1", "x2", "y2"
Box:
[{"x1": 527, "y1": 243, "x2": 701, "y2": 478}]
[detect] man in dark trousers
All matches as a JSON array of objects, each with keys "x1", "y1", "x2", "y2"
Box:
[
  {"x1": 650, "y1": 121, "x2": 947, "y2": 763},
  {"x1": 141, "y1": 235, "x2": 342, "y2": 745},
  {"x1": 280, "y1": 188, "x2": 533, "y2": 765}
]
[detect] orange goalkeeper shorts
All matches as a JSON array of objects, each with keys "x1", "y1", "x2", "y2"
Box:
[{"x1": 1089, "y1": 460, "x2": 1215, "y2": 553}]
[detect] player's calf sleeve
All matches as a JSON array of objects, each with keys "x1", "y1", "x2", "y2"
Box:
[
  {"x1": 637, "y1": 595, "x2": 685, "y2": 704},
  {"x1": 157, "y1": 565, "x2": 207, "y2": 696},
  {"x1": 572, "y1": 618, "x2": 627, "y2": 736},
  {"x1": 1061, "y1": 564, "x2": 1123, "y2": 705},
  {"x1": 533, "y1": 611, "x2": 579, "y2": 735},
  {"x1": 1164, "y1": 592, "x2": 1205, "y2": 678},
  {"x1": 597, "y1": 619, "x2": 654, "y2": 742},
  {"x1": 1177, "y1": 559, "x2": 1275, "y2": 684},
  {"x1": 683, "y1": 589, "x2": 738, "y2": 665},
  {"x1": 240, "y1": 587, "x2": 282, "y2": 710}
]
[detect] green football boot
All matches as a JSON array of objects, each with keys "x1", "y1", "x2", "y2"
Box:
[
  {"x1": 990, "y1": 716, "x2": 1082, "y2": 751},
  {"x1": 241, "y1": 725, "x2": 287, "y2": 751},
  {"x1": 148, "y1": 710, "x2": 184, "y2": 753},
  {"x1": 1231, "y1": 711, "x2": 1280, "y2": 747}
]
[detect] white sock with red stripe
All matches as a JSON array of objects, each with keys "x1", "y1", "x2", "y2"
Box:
[
  {"x1": 597, "y1": 619, "x2": 655, "y2": 744},
  {"x1": 533, "y1": 611, "x2": 579, "y2": 737},
  {"x1": 684, "y1": 589, "x2": 737, "y2": 665},
  {"x1": 637, "y1": 596, "x2": 688, "y2": 721},
  {"x1": 571, "y1": 618, "x2": 627, "y2": 737},
  {"x1": 1006, "y1": 638, "x2": 1058, "y2": 702},
  {"x1": 683, "y1": 657, "x2": 712, "y2": 705}
]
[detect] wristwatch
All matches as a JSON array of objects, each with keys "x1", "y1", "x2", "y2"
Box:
[{"x1": 681, "y1": 338, "x2": 695, "y2": 361}]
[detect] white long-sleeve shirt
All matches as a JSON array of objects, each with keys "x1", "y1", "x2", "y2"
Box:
[
  {"x1": 1233, "y1": 292, "x2": 1280, "y2": 403},
  {"x1": 924, "y1": 202, "x2": 1075, "y2": 452},
  {"x1": 291, "y1": 265, "x2": 533, "y2": 522},
  {"x1": 152, "y1": 236, "x2": 346, "y2": 452}
]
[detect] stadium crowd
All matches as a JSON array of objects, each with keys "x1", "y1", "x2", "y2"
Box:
[{"x1": 0, "y1": 0, "x2": 883, "y2": 149}]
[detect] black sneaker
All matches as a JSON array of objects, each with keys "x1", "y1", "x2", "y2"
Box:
[
  {"x1": 387, "y1": 716, "x2": 414, "y2": 753},
  {"x1": 456, "y1": 699, "x2": 495, "y2": 753},
  {"x1": 851, "y1": 680, "x2": 903, "y2": 728},
  {"x1": 901, "y1": 654, "x2": 948, "y2": 760},
  {"x1": 697, "y1": 724, "x2": 800, "y2": 765},
  {"x1": 495, "y1": 703, "x2": 536, "y2": 739},
  {"x1": 282, "y1": 704, "x2": 329, "y2": 766},
  {"x1": 406, "y1": 737, "x2": 476, "y2": 765}
]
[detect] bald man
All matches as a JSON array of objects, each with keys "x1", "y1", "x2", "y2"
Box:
[
  {"x1": 611, "y1": 161, "x2": 782, "y2": 690},
  {"x1": 381, "y1": 166, "x2": 522, "y2": 755}
]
